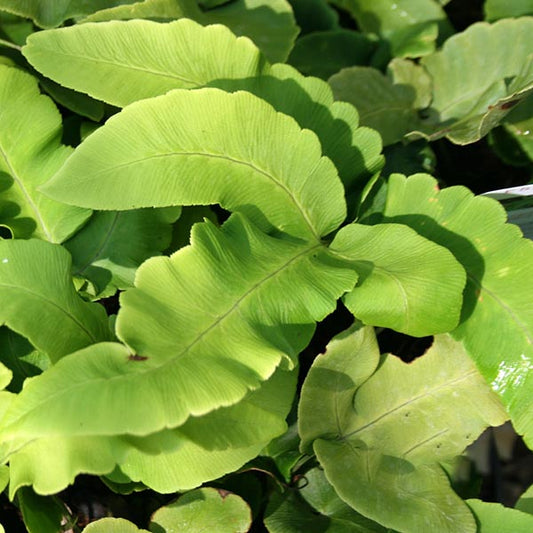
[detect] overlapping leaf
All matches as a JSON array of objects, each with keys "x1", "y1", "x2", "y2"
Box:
[
  {"x1": 84, "y1": 518, "x2": 149, "y2": 533},
  {"x1": 42, "y1": 88, "x2": 346, "y2": 241},
  {"x1": 379, "y1": 174, "x2": 533, "y2": 445},
  {"x1": 288, "y1": 0, "x2": 339, "y2": 35},
  {"x1": 299, "y1": 324, "x2": 507, "y2": 531},
  {"x1": 64, "y1": 207, "x2": 181, "y2": 296},
  {"x1": 0, "y1": 215, "x2": 355, "y2": 447},
  {"x1": 0, "y1": 65, "x2": 89, "y2": 242},
  {"x1": 484, "y1": 0, "x2": 533, "y2": 21},
  {"x1": 329, "y1": 222, "x2": 466, "y2": 335},
  {"x1": 0, "y1": 0, "x2": 137, "y2": 28},
  {"x1": 149, "y1": 488, "x2": 252, "y2": 533},
  {"x1": 23, "y1": 19, "x2": 269, "y2": 108},
  {"x1": 467, "y1": 499, "x2": 533, "y2": 531},
  {"x1": 0, "y1": 239, "x2": 110, "y2": 363}
]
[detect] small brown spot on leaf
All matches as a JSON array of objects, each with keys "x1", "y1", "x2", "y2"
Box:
[
  {"x1": 128, "y1": 354, "x2": 148, "y2": 361},
  {"x1": 216, "y1": 489, "x2": 231, "y2": 499}
]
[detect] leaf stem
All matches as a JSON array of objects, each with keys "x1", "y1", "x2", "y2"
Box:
[{"x1": 0, "y1": 38, "x2": 21, "y2": 51}]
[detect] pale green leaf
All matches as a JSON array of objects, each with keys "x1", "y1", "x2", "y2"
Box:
[
  {"x1": 467, "y1": 499, "x2": 533, "y2": 532},
  {"x1": 0, "y1": 239, "x2": 110, "y2": 363},
  {"x1": 0, "y1": 65, "x2": 89, "y2": 241},
  {"x1": 329, "y1": 223, "x2": 466, "y2": 335},
  {"x1": 288, "y1": 30, "x2": 377, "y2": 80},
  {"x1": 379, "y1": 174, "x2": 533, "y2": 445},
  {"x1": 0, "y1": 215, "x2": 355, "y2": 445},
  {"x1": 210, "y1": 62, "x2": 384, "y2": 193},
  {"x1": 202, "y1": 0, "x2": 298, "y2": 63},
  {"x1": 23, "y1": 19, "x2": 268, "y2": 108},
  {"x1": 0, "y1": 464, "x2": 8, "y2": 493},
  {"x1": 81, "y1": 0, "x2": 202, "y2": 23},
  {"x1": 85, "y1": 518, "x2": 149, "y2": 533},
  {"x1": 0, "y1": 0, "x2": 138, "y2": 28},
  {"x1": 0, "y1": 327, "x2": 49, "y2": 393},
  {"x1": 414, "y1": 18, "x2": 533, "y2": 144},
  {"x1": 485, "y1": 0, "x2": 533, "y2": 21},
  {"x1": 300, "y1": 325, "x2": 506, "y2": 531},
  {"x1": 42, "y1": 88, "x2": 346, "y2": 241},
  {"x1": 65, "y1": 207, "x2": 181, "y2": 296},
  {"x1": 0, "y1": 362, "x2": 12, "y2": 391},
  {"x1": 329, "y1": 59, "x2": 432, "y2": 146},
  {"x1": 149, "y1": 488, "x2": 252, "y2": 533}
]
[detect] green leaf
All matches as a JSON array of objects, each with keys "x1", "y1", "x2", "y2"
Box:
[
  {"x1": 516, "y1": 484, "x2": 533, "y2": 514},
  {"x1": 287, "y1": 0, "x2": 339, "y2": 35},
  {"x1": 288, "y1": 30, "x2": 377, "y2": 80},
  {"x1": 0, "y1": 215, "x2": 355, "y2": 445},
  {"x1": 0, "y1": 65, "x2": 89, "y2": 242},
  {"x1": 149, "y1": 488, "x2": 252, "y2": 533},
  {"x1": 467, "y1": 499, "x2": 533, "y2": 532},
  {"x1": 503, "y1": 95, "x2": 533, "y2": 162},
  {"x1": 16, "y1": 488, "x2": 72, "y2": 533},
  {"x1": 84, "y1": 518, "x2": 149, "y2": 533},
  {"x1": 210, "y1": 62, "x2": 384, "y2": 193},
  {"x1": 415, "y1": 18, "x2": 533, "y2": 144},
  {"x1": 299, "y1": 324, "x2": 507, "y2": 531},
  {"x1": 329, "y1": 222, "x2": 466, "y2": 335},
  {"x1": 64, "y1": 207, "x2": 181, "y2": 296},
  {"x1": 379, "y1": 174, "x2": 533, "y2": 445},
  {"x1": 42, "y1": 88, "x2": 346, "y2": 241},
  {"x1": 23, "y1": 19, "x2": 269, "y2": 108},
  {"x1": 0, "y1": 0, "x2": 138, "y2": 28},
  {"x1": 329, "y1": 59, "x2": 432, "y2": 146},
  {"x1": 0, "y1": 328, "x2": 49, "y2": 393},
  {"x1": 202, "y1": 0, "x2": 299, "y2": 63},
  {"x1": 485, "y1": 0, "x2": 533, "y2": 21},
  {"x1": 0, "y1": 239, "x2": 110, "y2": 363}
]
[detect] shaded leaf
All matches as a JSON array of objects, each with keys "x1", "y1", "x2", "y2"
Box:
[
  {"x1": 0, "y1": 65, "x2": 89, "y2": 241},
  {"x1": 288, "y1": 30, "x2": 377, "y2": 80},
  {"x1": 467, "y1": 499, "x2": 533, "y2": 532},
  {"x1": 299, "y1": 324, "x2": 506, "y2": 531},
  {"x1": 0, "y1": 215, "x2": 355, "y2": 446},
  {"x1": 502, "y1": 94, "x2": 533, "y2": 162},
  {"x1": 516, "y1": 483, "x2": 533, "y2": 514},
  {"x1": 484, "y1": 0, "x2": 533, "y2": 21},
  {"x1": 0, "y1": 239, "x2": 110, "y2": 363},
  {"x1": 287, "y1": 0, "x2": 339, "y2": 35},
  {"x1": 0, "y1": 0, "x2": 138, "y2": 28},
  {"x1": 202, "y1": 0, "x2": 299, "y2": 63},
  {"x1": 42, "y1": 88, "x2": 346, "y2": 241},
  {"x1": 23, "y1": 19, "x2": 268, "y2": 108},
  {"x1": 149, "y1": 488, "x2": 252, "y2": 533},
  {"x1": 329, "y1": 222, "x2": 466, "y2": 335},
  {"x1": 65, "y1": 207, "x2": 181, "y2": 296},
  {"x1": 379, "y1": 174, "x2": 533, "y2": 445},
  {"x1": 16, "y1": 488, "x2": 72, "y2": 533},
  {"x1": 329, "y1": 59, "x2": 432, "y2": 146}
]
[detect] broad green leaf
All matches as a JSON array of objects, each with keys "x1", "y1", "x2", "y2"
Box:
[
  {"x1": 329, "y1": 0, "x2": 451, "y2": 58},
  {"x1": 16, "y1": 488, "x2": 72, "y2": 533},
  {"x1": 0, "y1": 1, "x2": 138, "y2": 28},
  {"x1": 329, "y1": 59, "x2": 432, "y2": 146},
  {"x1": 42, "y1": 88, "x2": 346, "y2": 241},
  {"x1": 288, "y1": 30, "x2": 377, "y2": 80},
  {"x1": 299, "y1": 325, "x2": 506, "y2": 531},
  {"x1": 81, "y1": 0, "x2": 202, "y2": 22},
  {"x1": 0, "y1": 215, "x2": 355, "y2": 444},
  {"x1": 210, "y1": 63, "x2": 384, "y2": 193},
  {"x1": 23, "y1": 19, "x2": 268, "y2": 108},
  {"x1": 0, "y1": 239, "x2": 110, "y2": 363},
  {"x1": 516, "y1": 484, "x2": 533, "y2": 514},
  {"x1": 0, "y1": 328, "x2": 49, "y2": 393},
  {"x1": 379, "y1": 174, "x2": 533, "y2": 445},
  {"x1": 65, "y1": 207, "x2": 181, "y2": 296},
  {"x1": 0, "y1": 464, "x2": 8, "y2": 492},
  {"x1": 287, "y1": 0, "x2": 339, "y2": 35},
  {"x1": 149, "y1": 488, "x2": 252, "y2": 533},
  {"x1": 0, "y1": 12, "x2": 33, "y2": 46},
  {"x1": 467, "y1": 499, "x2": 533, "y2": 531},
  {"x1": 329, "y1": 223, "x2": 466, "y2": 335},
  {"x1": 414, "y1": 18, "x2": 533, "y2": 144},
  {"x1": 485, "y1": 0, "x2": 533, "y2": 21},
  {"x1": 84, "y1": 518, "x2": 149, "y2": 533},
  {"x1": 202, "y1": 0, "x2": 298, "y2": 63},
  {"x1": 0, "y1": 65, "x2": 89, "y2": 241}
]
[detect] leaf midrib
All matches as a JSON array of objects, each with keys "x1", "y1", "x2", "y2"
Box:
[{"x1": 0, "y1": 144, "x2": 52, "y2": 240}]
